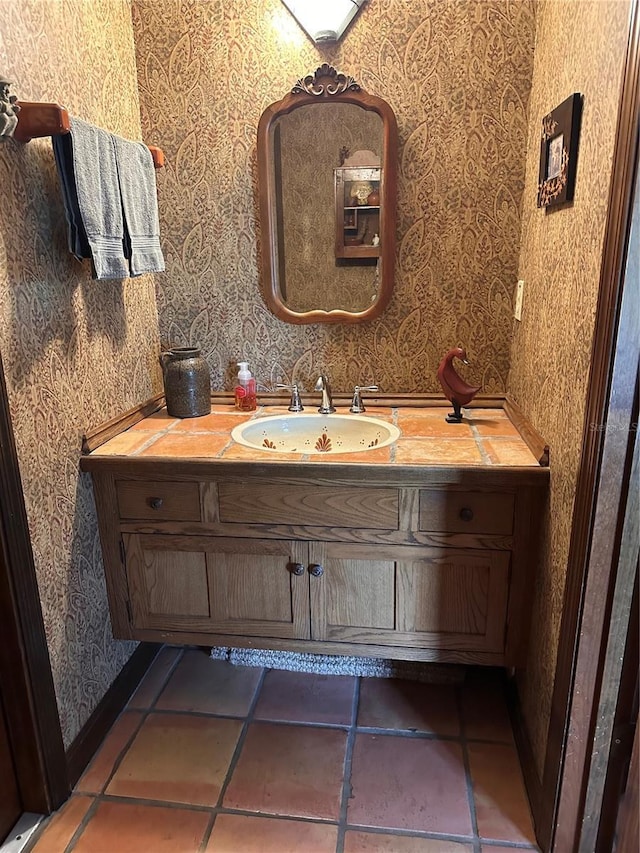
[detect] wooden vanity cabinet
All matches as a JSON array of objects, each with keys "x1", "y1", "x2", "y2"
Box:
[{"x1": 84, "y1": 462, "x2": 548, "y2": 667}]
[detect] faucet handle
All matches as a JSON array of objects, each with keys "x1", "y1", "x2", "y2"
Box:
[
  {"x1": 275, "y1": 383, "x2": 304, "y2": 412},
  {"x1": 350, "y1": 385, "x2": 379, "y2": 414}
]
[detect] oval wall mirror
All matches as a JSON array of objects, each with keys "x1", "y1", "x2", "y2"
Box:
[{"x1": 257, "y1": 65, "x2": 398, "y2": 324}]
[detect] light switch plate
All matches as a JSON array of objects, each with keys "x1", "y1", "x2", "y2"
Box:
[{"x1": 514, "y1": 279, "x2": 524, "y2": 321}]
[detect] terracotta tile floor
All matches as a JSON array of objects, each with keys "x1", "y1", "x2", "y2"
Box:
[{"x1": 29, "y1": 648, "x2": 541, "y2": 852}]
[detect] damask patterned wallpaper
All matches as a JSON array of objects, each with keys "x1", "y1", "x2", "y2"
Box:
[
  {"x1": 0, "y1": 0, "x2": 160, "y2": 746},
  {"x1": 131, "y1": 0, "x2": 536, "y2": 394},
  {"x1": 0, "y1": 0, "x2": 626, "y2": 773},
  {"x1": 507, "y1": 0, "x2": 631, "y2": 775}
]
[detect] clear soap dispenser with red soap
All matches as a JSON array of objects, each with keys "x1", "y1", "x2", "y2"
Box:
[{"x1": 234, "y1": 361, "x2": 257, "y2": 411}]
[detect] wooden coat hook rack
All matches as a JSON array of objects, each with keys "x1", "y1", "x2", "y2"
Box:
[{"x1": 14, "y1": 101, "x2": 165, "y2": 168}]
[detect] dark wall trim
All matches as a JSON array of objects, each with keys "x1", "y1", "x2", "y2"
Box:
[
  {"x1": 0, "y1": 351, "x2": 68, "y2": 812},
  {"x1": 66, "y1": 643, "x2": 159, "y2": 788},
  {"x1": 82, "y1": 392, "x2": 164, "y2": 454},
  {"x1": 538, "y1": 1, "x2": 640, "y2": 849}
]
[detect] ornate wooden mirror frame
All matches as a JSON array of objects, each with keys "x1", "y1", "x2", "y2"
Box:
[{"x1": 257, "y1": 65, "x2": 398, "y2": 324}]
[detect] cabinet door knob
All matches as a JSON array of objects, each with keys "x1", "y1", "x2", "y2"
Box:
[
  {"x1": 459, "y1": 507, "x2": 474, "y2": 522},
  {"x1": 148, "y1": 497, "x2": 164, "y2": 510},
  {"x1": 290, "y1": 563, "x2": 305, "y2": 576},
  {"x1": 309, "y1": 564, "x2": 324, "y2": 578}
]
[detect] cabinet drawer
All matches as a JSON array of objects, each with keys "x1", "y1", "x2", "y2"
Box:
[
  {"x1": 419, "y1": 490, "x2": 514, "y2": 535},
  {"x1": 218, "y1": 483, "x2": 399, "y2": 529},
  {"x1": 116, "y1": 480, "x2": 201, "y2": 521}
]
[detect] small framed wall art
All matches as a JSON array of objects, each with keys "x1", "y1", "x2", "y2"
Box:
[{"x1": 537, "y1": 92, "x2": 583, "y2": 208}]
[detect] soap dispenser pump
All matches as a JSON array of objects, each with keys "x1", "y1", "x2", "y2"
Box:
[{"x1": 235, "y1": 361, "x2": 257, "y2": 412}]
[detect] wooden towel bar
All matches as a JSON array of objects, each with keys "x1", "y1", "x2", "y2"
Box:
[{"x1": 14, "y1": 101, "x2": 165, "y2": 168}]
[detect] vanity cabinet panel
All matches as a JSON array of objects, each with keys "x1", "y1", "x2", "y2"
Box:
[
  {"x1": 116, "y1": 480, "x2": 201, "y2": 521},
  {"x1": 206, "y1": 538, "x2": 310, "y2": 640},
  {"x1": 308, "y1": 542, "x2": 509, "y2": 654},
  {"x1": 125, "y1": 534, "x2": 211, "y2": 630},
  {"x1": 419, "y1": 489, "x2": 514, "y2": 536},
  {"x1": 309, "y1": 542, "x2": 396, "y2": 642},
  {"x1": 396, "y1": 549, "x2": 510, "y2": 653},
  {"x1": 123, "y1": 533, "x2": 310, "y2": 639},
  {"x1": 218, "y1": 482, "x2": 399, "y2": 529}
]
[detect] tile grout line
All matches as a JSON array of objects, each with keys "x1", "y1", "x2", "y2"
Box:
[
  {"x1": 95, "y1": 793, "x2": 216, "y2": 814},
  {"x1": 74, "y1": 646, "x2": 185, "y2": 798},
  {"x1": 469, "y1": 421, "x2": 493, "y2": 466},
  {"x1": 456, "y1": 680, "x2": 482, "y2": 853},
  {"x1": 341, "y1": 823, "x2": 481, "y2": 845},
  {"x1": 456, "y1": 682, "x2": 540, "y2": 853},
  {"x1": 146, "y1": 706, "x2": 354, "y2": 729},
  {"x1": 65, "y1": 647, "x2": 186, "y2": 850},
  {"x1": 207, "y1": 806, "x2": 339, "y2": 826},
  {"x1": 199, "y1": 665, "x2": 269, "y2": 846},
  {"x1": 142, "y1": 646, "x2": 186, "y2": 710},
  {"x1": 112, "y1": 703, "x2": 516, "y2": 745},
  {"x1": 389, "y1": 407, "x2": 398, "y2": 462},
  {"x1": 197, "y1": 813, "x2": 217, "y2": 853},
  {"x1": 99, "y1": 647, "x2": 185, "y2": 793},
  {"x1": 335, "y1": 676, "x2": 361, "y2": 853},
  {"x1": 85, "y1": 791, "x2": 340, "y2": 824},
  {"x1": 464, "y1": 674, "x2": 541, "y2": 852},
  {"x1": 92, "y1": 787, "x2": 538, "y2": 850},
  {"x1": 126, "y1": 418, "x2": 195, "y2": 454},
  {"x1": 63, "y1": 796, "x2": 102, "y2": 853},
  {"x1": 121, "y1": 700, "x2": 513, "y2": 745},
  {"x1": 60, "y1": 786, "x2": 540, "y2": 849}
]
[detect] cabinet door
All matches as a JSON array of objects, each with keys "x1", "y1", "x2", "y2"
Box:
[
  {"x1": 124, "y1": 534, "x2": 310, "y2": 639},
  {"x1": 396, "y1": 548, "x2": 510, "y2": 653},
  {"x1": 309, "y1": 542, "x2": 510, "y2": 654}
]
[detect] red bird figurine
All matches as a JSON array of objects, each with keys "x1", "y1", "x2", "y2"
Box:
[{"x1": 437, "y1": 347, "x2": 481, "y2": 423}]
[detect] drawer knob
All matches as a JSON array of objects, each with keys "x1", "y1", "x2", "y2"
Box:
[
  {"x1": 290, "y1": 563, "x2": 305, "y2": 576},
  {"x1": 148, "y1": 497, "x2": 164, "y2": 510},
  {"x1": 309, "y1": 564, "x2": 324, "y2": 578},
  {"x1": 459, "y1": 507, "x2": 474, "y2": 522}
]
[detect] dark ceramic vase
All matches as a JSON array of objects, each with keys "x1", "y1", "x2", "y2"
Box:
[{"x1": 160, "y1": 347, "x2": 211, "y2": 418}]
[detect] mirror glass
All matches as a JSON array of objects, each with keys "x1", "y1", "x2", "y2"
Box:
[
  {"x1": 257, "y1": 67, "x2": 397, "y2": 324},
  {"x1": 273, "y1": 103, "x2": 383, "y2": 314}
]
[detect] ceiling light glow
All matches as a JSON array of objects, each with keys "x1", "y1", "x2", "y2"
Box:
[{"x1": 280, "y1": 0, "x2": 367, "y2": 44}]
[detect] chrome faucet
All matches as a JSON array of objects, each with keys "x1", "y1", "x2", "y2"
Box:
[
  {"x1": 349, "y1": 385, "x2": 379, "y2": 414},
  {"x1": 314, "y1": 375, "x2": 336, "y2": 414}
]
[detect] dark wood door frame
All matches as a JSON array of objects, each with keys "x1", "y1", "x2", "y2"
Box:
[
  {"x1": 0, "y1": 349, "x2": 68, "y2": 815},
  {"x1": 614, "y1": 704, "x2": 640, "y2": 852},
  {"x1": 533, "y1": 0, "x2": 640, "y2": 848},
  {"x1": 593, "y1": 567, "x2": 638, "y2": 851},
  {"x1": 0, "y1": 688, "x2": 22, "y2": 840}
]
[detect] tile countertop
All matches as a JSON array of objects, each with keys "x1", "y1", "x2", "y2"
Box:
[{"x1": 90, "y1": 404, "x2": 541, "y2": 467}]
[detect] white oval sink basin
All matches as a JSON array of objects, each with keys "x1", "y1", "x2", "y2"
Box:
[{"x1": 231, "y1": 413, "x2": 400, "y2": 455}]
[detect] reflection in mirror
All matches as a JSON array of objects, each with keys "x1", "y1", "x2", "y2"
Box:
[
  {"x1": 257, "y1": 66, "x2": 397, "y2": 324},
  {"x1": 273, "y1": 104, "x2": 383, "y2": 314}
]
